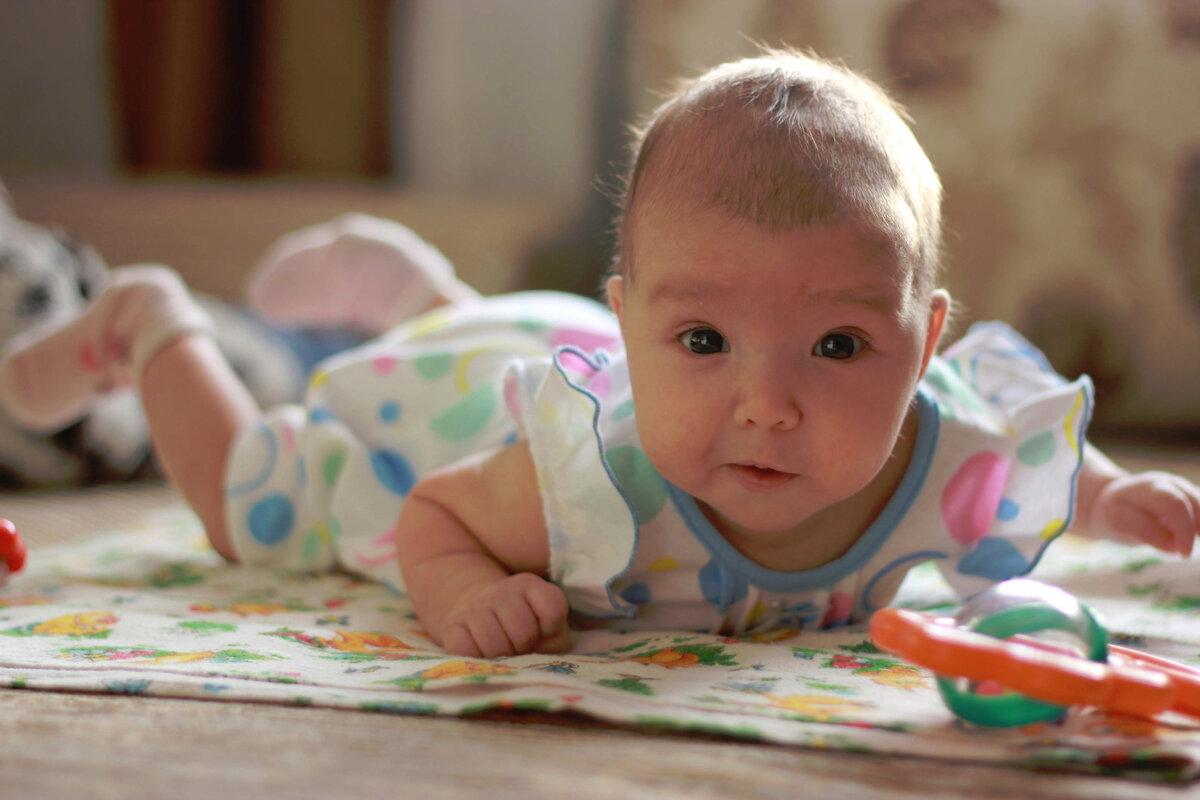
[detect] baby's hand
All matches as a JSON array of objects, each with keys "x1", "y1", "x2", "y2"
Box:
[
  {"x1": 1092, "y1": 471, "x2": 1200, "y2": 556},
  {"x1": 439, "y1": 572, "x2": 571, "y2": 658}
]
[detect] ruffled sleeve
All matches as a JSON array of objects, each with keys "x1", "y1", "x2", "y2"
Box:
[
  {"x1": 504, "y1": 347, "x2": 639, "y2": 620},
  {"x1": 919, "y1": 322, "x2": 1094, "y2": 599}
]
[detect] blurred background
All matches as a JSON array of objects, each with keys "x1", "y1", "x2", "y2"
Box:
[{"x1": 1, "y1": 0, "x2": 1198, "y2": 435}]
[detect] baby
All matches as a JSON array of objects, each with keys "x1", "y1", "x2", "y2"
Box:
[{"x1": 2, "y1": 50, "x2": 1198, "y2": 659}]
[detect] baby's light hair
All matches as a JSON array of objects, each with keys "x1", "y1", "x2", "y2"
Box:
[{"x1": 615, "y1": 48, "x2": 943, "y2": 301}]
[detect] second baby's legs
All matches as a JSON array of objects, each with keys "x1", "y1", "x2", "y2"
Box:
[
  {"x1": 0, "y1": 217, "x2": 479, "y2": 560},
  {"x1": 0, "y1": 267, "x2": 259, "y2": 560}
]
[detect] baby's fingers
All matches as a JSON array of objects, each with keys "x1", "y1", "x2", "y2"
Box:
[
  {"x1": 493, "y1": 590, "x2": 543, "y2": 655},
  {"x1": 510, "y1": 573, "x2": 571, "y2": 654},
  {"x1": 1109, "y1": 478, "x2": 1197, "y2": 556},
  {"x1": 441, "y1": 605, "x2": 518, "y2": 658},
  {"x1": 441, "y1": 620, "x2": 485, "y2": 658},
  {"x1": 1144, "y1": 479, "x2": 1198, "y2": 557},
  {"x1": 467, "y1": 609, "x2": 524, "y2": 658}
]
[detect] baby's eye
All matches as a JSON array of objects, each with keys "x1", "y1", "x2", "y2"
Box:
[
  {"x1": 679, "y1": 328, "x2": 728, "y2": 355},
  {"x1": 813, "y1": 332, "x2": 865, "y2": 360}
]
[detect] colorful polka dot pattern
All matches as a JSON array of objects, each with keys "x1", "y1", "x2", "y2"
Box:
[
  {"x1": 225, "y1": 309, "x2": 1089, "y2": 639},
  {"x1": 224, "y1": 292, "x2": 626, "y2": 589}
]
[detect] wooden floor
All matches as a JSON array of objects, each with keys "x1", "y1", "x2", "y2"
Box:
[{"x1": 3, "y1": 442, "x2": 1199, "y2": 799}]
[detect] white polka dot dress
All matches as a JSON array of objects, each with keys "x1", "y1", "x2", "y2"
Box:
[{"x1": 224, "y1": 302, "x2": 1091, "y2": 635}]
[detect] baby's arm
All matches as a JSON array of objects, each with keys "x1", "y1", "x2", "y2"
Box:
[
  {"x1": 1072, "y1": 443, "x2": 1200, "y2": 556},
  {"x1": 395, "y1": 440, "x2": 570, "y2": 658}
]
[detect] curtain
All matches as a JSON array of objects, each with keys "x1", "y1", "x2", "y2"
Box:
[{"x1": 109, "y1": 0, "x2": 394, "y2": 177}]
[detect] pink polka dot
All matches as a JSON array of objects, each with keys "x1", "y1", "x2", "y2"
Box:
[
  {"x1": 504, "y1": 376, "x2": 522, "y2": 418},
  {"x1": 280, "y1": 423, "x2": 297, "y2": 452},
  {"x1": 556, "y1": 350, "x2": 598, "y2": 380},
  {"x1": 550, "y1": 328, "x2": 621, "y2": 353},
  {"x1": 371, "y1": 355, "x2": 399, "y2": 375},
  {"x1": 589, "y1": 371, "x2": 612, "y2": 401},
  {"x1": 941, "y1": 451, "x2": 1009, "y2": 546}
]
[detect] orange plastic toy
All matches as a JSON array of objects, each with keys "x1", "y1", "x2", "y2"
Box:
[{"x1": 871, "y1": 579, "x2": 1200, "y2": 727}]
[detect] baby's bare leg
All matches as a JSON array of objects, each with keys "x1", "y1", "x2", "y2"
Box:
[
  {"x1": 0, "y1": 266, "x2": 259, "y2": 560},
  {"x1": 140, "y1": 334, "x2": 259, "y2": 560}
]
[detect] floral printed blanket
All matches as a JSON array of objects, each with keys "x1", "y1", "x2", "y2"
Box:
[{"x1": 2, "y1": 508, "x2": 1199, "y2": 783}]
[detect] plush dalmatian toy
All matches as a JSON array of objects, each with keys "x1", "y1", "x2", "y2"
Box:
[{"x1": 0, "y1": 183, "x2": 311, "y2": 488}]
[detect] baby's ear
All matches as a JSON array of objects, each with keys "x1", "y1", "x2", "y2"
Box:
[
  {"x1": 919, "y1": 290, "x2": 951, "y2": 378},
  {"x1": 606, "y1": 274, "x2": 625, "y2": 322}
]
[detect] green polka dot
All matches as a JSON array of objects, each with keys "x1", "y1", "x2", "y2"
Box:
[
  {"x1": 323, "y1": 451, "x2": 347, "y2": 487},
  {"x1": 611, "y1": 400, "x2": 634, "y2": 421},
  {"x1": 431, "y1": 384, "x2": 497, "y2": 442},
  {"x1": 302, "y1": 529, "x2": 321, "y2": 561},
  {"x1": 415, "y1": 352, "x2": 454, "y2": 380},
  {"x1": 605, "y1": 446, "x2": 666, "y2": 523},
  {"x1": 1017, "y1": 430, "x2": 1056, "y2": 466},
  {"x1": 515, "y1": 319, "x2": 549, "y2": 335},
  {"x1": 924, "y1": 360, "x2": 987, "y2": 416}
]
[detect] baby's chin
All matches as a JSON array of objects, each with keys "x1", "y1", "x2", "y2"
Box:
[{"x1": 695, "y1": 498, "x2": 808, "y2": 540}]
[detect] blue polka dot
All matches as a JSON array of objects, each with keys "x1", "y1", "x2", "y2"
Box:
[
  {"x1": 957, "y1": 537, "x2": 1031, "y2": 581},
  {"x1": 379, "y1": 401, "x2": 401, "y2": 424},
  {"x1": 371, "y1": 449, "x2": 415, "y2": 496},
  {"x1": 248, "y1": 494, "x2": 295, "y2": 546},
  {"x1": 502, "y1": 430, "x2": 519, "y2": 446},
  {"x1": 310, "y1": 406, "x2": 336, "y2": 424},
  {"x1": 698, "y1": 558, "x2": 748, "y2": 612},
  {"x1": 620, "y1": 582, "x2": 652, "y2": 604},
  {"x1": 997, "y1": 497, "x2": 1020, "y2": 521}
]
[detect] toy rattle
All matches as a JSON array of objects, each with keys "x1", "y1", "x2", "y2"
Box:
[
  {"x1": 0, "y1": 518, "x2": 25, "y2": 582},
  {"x1": 870, "y1": 578, "x2": 1200, "y2": 728}
]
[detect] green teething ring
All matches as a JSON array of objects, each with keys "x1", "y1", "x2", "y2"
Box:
[{"x1": 935, "y1": 580, "x2": 1108, "y2": 728}]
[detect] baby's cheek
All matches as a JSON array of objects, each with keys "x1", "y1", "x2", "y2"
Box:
[{"x1": 637, "y1": 416, "x2": 698, "y2": 488}]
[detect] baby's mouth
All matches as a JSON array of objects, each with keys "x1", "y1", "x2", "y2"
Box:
[{"x1": 729, "y1": 463, "x2": 796, "y2": 490}]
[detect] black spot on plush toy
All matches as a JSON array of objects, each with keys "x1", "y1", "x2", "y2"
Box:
[{"x1": 0, "y1": 183, "x2": 343, "y2": 489}]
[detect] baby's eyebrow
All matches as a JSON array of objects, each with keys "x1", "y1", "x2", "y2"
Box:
[
  {"x1": 808, "y1": 285, "x2": 897, "y2": 314},
  {"x1": 645, "y1": 279, "x2": 899, "y2": 314},
  {"x1": 646, "y1": 281, "x2": 721, "y2": 304}
]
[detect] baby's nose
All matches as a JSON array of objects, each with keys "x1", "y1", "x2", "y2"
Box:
[{"x1": 734, "y1": 368, "x2": 801, "y2": 430}]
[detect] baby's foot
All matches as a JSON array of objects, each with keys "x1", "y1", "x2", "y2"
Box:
[
  {"x1": 246, "y1": 213, "x2": 478, "y2": 334},
  {"x1": 0, "y1": 265, "x2": 212, "y2": 431}
]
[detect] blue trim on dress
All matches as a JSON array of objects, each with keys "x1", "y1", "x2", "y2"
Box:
[
  {"x1": 665, "y1": 387, "x2": 942, "y2": 593},
  {"x1": 860, "y1": 549, "x2": 949, "y2": 613}
]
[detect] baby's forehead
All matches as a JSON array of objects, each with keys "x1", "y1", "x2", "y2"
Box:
[{"x1": 624, "y1": 201, "x2": 923, "y2": 306}]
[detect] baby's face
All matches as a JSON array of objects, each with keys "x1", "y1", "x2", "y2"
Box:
[{"x1": 609, "y1": 205, "x2": 945, "y2": 563}]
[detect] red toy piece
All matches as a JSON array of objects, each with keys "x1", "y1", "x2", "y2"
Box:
[{"x1": 0, "y1": 517, "x2": 26, "y2": 577}]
